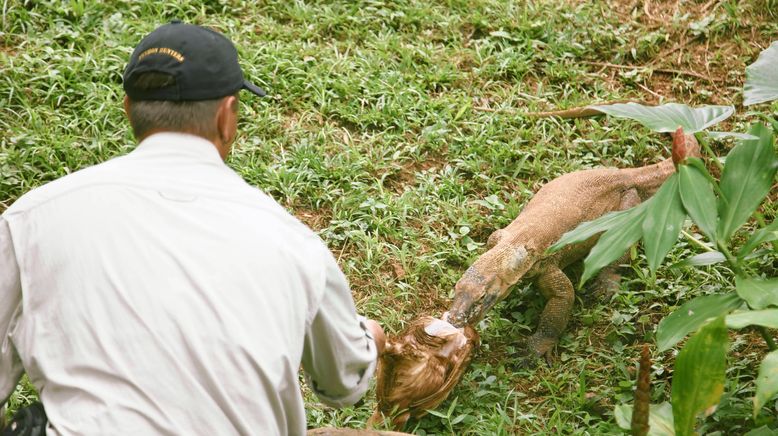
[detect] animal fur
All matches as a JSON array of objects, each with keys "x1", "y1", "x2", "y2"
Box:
[{"x1": 370, "y1": 317, "x2": 479, "y2": 429}]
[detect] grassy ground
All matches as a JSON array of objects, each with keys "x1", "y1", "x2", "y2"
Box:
[{"x1": 2, "y1": 0, "x2": 777, "y2": 434}]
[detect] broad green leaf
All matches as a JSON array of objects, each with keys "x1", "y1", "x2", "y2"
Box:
[
  {"x1": 670, "y1": 251, "x2": 726, "y2": 269},
  {"x1": 708, "y1": 131, "x2": 759, "y2": 140},
  {"x1": 754, "y1": 350, "x2": 778, "y2": 417},
  {"x1": 650, "y1": 403, "x2": 677, "y2": 436},
  {"x1": 718, "y1": 124, "x2": 778, "y2": 240},
  {"x1": 614, "y1": 402, "x2": 675, "y2": 435},
  {"x1": 726, "y1": 309, "x2": 778, "y2": 329},
  {"x1": 738, "y1": 220, "x2": 778, "y2": 259},
  {"x1": 614, "y1": 404, "x2": 631, "y2": 430},
  {"x1": 580, "y1": 206, "x2": 646, "y2": 286},
  {"x1": 736, "y1": 276, "x2": 778, "y2": 310},
  {"x1": 672, "y1": 317, "x2": 728, "y2": 436},
  {"x1": 682, "y1": 157, "x2": 717, "y2": 185},
  {"x1": 642, "y1": 174, "x2": 686, "y2": 273},
  {"x1": 744, "y1": 41, "x2": 778, "y2": 106},
  {"x1": 678, "y1": 163, "x2": 718, "y2": 242},
  {"x1": 588, "y1": 102, "x2": 734, "y2": 133},
  {"x1": 656, "y1": 293, "x2": 742, "y2": 352},
  {"x1": 547, "y1": 208, "x2": 634, "y2": 254},
  {"x1": 745, "y1": 426, "x2": 778, "y2": 436}
]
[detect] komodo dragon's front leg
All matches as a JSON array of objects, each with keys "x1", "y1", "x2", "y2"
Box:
[
  {"x1": 591, "y1": 187, "x2": 641, "y2": 298},
  {"x1": 521, "y1": 266, "x2": 574, "y2": 365},
  {"x1": 518, "y1": 187, "x2": 641, "y2": 366}
]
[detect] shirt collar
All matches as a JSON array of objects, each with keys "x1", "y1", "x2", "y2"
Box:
[{"x1": 131, "y1": 132, "x2": 224, "y2": 164}]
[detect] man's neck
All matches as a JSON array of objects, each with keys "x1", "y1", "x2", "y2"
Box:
[{"x1": 137, "y1": 129, "x2": 227, "y2": 161}]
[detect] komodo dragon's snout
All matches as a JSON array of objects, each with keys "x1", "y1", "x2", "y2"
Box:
[{"x1": 447, "y1": 238, "x2": 536, "y2": 328}]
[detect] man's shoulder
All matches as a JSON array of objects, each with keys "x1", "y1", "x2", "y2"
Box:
[
  {"x1": 4, "y1": 157, "x2": 127, "y2": 217},
  {"x1": 239, "y1": 186, "x2": 323, "y2": 242}
]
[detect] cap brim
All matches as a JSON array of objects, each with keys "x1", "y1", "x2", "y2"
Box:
[{"x1": 242, "y1": 80, "x2": 267, "y2": 97}]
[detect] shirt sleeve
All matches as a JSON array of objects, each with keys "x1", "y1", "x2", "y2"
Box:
[
  {"x1": 0, "y1": 216, "x2": 24, "y2": 405},
  {"x1": 300, "y1": 247, "x2": 377, "y2": 408}
]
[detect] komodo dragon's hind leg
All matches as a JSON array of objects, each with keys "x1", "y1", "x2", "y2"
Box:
[
  {"x1": 514, "y1": 266, "x2": 574, "y2": 367},
  {"x1": 591, "y1": 188, "x2": 641, "y2": 299},
  {"x1": 591, "y1": 251, "x2": 630, "y2": 299}
]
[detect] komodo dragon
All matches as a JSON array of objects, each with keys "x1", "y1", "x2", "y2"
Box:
[
  {"x1": 370, "y1": 129, "x2": 700, "y2": 430},
  {"x1": 446, "y1": 128, "x2": 701, "y2": 363}
]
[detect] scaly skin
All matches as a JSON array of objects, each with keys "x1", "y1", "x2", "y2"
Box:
[{"x1": 447, "y1": 130, "x2": 700, "y2": 362}]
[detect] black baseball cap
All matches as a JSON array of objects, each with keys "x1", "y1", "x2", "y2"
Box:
[{"x1": 123, "y1": 20, "x2": 266, "y2": 101}]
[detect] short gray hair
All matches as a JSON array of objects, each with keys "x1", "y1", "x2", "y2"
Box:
[{"x1": 126, "y1": 72, "x2": 230, "y2": 140}]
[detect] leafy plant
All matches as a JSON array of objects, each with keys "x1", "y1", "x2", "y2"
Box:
[
  {"x1": 744, "y1": 41, "x2": 778, "y2": 107},
  {"x1": 551, "y1": 42, "x2": 778, "y2": 435}
]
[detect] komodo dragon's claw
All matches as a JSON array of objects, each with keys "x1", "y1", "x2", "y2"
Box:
[
  {"x1": 510, "y1": 338, "x2": 556, "y2": 370},
  {"x1": 509, "y1": 349, "x2": 541, "y2": 370}
]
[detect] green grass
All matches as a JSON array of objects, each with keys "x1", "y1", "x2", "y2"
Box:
[{"x1": 2, "y1": 0, "x2": 777, "y2": 433}]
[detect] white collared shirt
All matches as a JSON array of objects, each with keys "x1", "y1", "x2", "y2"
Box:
[{"x1": 0, "y1": 132, "x2": 377, "y2": 436}]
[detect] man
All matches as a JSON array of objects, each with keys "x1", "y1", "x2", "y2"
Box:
[{"x1": 0, "y1": 21, "x2": 385, "y2": 435}]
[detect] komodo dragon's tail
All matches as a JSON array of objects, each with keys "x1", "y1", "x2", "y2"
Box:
[{"x1": 619, "y1": 127, "x2": 701, "y2": 197}]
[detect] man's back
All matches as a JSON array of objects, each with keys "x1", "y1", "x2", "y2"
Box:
[{"x1": 1, "y1": 133, "x2": 364, "y2": 435}]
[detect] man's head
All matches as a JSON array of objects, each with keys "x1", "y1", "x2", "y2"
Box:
[{"x1": 122, "y1": 21, "x2": 266, "y2": 158}]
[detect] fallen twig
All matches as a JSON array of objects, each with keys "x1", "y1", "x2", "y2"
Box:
[
  {"x1": 643, "y1": 0, "x2": 656, "y2": 21},
  {"x1": 579, "y1": 60, "x2": 720, "y2": 82},
  {"x1": 635, "y1": 82, "x2": 664, "y2": 101},
  {"x1": 654, "y1": 67, "x2": 717, "y2": 82}
]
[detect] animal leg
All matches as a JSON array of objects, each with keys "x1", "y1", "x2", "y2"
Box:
[
  {"x1": 591, "y1": 252, "x2": 629, "y2": 299},
  {"x1": 523, "y1": 266, "x2": 575, "y2": 365},
  {"x1": 592, "y1": 188, "x2": 640, "y2": 299}
]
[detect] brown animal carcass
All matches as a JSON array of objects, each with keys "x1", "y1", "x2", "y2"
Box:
[{"x1": 370, "y1": 316, "x2": 479, "y2": 429}]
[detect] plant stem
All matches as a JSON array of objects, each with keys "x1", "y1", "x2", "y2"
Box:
[
  {"x1": 759, "y1": 328, "x2": 778, "y2": 351},
  {"x1": 695, "y1": 132, "x2": 724, "y2": 172},
  {"x1": 681, "y1": 229, "x2": 714, "y2": 252},
  {"x1": 716, "y1": 242, "x2": 741, "y2": 274}
]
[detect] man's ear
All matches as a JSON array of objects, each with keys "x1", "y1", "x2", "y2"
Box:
[{"x1": 215, "y1": 95, "x2": 238, "y2": 146}]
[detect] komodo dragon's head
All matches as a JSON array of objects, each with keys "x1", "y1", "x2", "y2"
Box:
[{"x1": 447, "y1": 229, "x2": 537, "y2": 327}]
